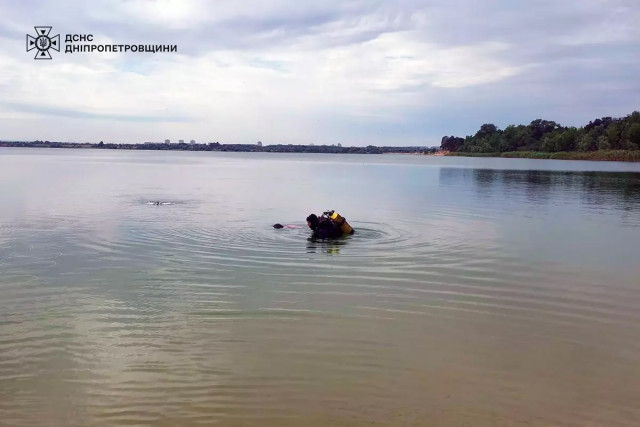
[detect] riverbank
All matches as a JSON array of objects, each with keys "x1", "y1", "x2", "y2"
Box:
[
  {"x1": 0, "y1": 141, "x2": 437, "y2": 155},
  {"x1": 446, "y1": 150, "x2": 640, "y2": 162}
]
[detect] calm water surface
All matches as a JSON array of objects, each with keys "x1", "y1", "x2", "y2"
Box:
[{"x1": 1, "y1": 148, "x2": 639, "y2": 426}]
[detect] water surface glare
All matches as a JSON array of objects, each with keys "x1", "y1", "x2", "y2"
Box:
[{"x1": 1, "y1": 148, "x2": 639, "y2": 426}]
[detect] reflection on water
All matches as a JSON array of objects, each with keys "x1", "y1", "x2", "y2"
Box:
[
  {"x1": 1, "y1": 149, "x2": 639, "y2": 426},
  {"x1": 305, "y1": 229, "x2": 375, "y2": 254},
  {"x1": 306, "y1": 238, "x2": 347, "y2": 254},
  {"x1": 466, "y1": 168, "x2": 640, "y2": 211}
]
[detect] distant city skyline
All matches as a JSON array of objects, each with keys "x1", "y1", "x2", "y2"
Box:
[{"x1": 0, "y1": 1, "x2": 638, "y2": 146}]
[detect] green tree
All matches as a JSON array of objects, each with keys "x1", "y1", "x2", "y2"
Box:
[
  {"x1": 627, "y1": 123, "x2": 640, "y2": 146},
  {"x1": 502, "y1": 125, "x2": 531, "y2": 151},
  {"x1": 607, "y1": 123, "x2": 622, "y2": 149},
  {"x1": 577, "y1": 133, "x2": 597, "y2": 151},
  {"x1": 475, "y1": 124, "x2": 499, "y2": 139},
  {"x1": 597, "y1": 136, "x2": 611, "y2": 150},
  {"x1": 529, "y1": 119, "x2": 560, "y2": 139},
  {"x1": 557, "y1": 128, "x2": 578, "y2": 151},
  {"x1": 541, "y1": 133, "x2": 558, "y2": 152},
  {"x1": 440, "y1": 136, "x2": 464, "y2": 152},
  {"x1": 487, "y1": 133, "x2": 505, "y2": 152}
]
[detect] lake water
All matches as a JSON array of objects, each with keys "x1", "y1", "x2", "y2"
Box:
[{"x1": 1, "y1": 148, "x2": 639, "y2": 426}]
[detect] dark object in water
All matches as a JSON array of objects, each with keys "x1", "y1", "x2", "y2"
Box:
[
  {"x1": 306, "y1": 210, "x2": 355, "y2": 239},
  {"x1": 273, "y1": 224, "x2": 300, "y2": 230},
  {"x1": 306, "y1": 213, "x2": 342, "y2": 239}
]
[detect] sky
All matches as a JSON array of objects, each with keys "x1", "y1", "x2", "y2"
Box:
[{"x1": 0, "y1": 0, "x2": 638, "y2": 146}]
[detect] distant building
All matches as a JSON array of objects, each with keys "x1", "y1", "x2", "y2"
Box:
[
  {"x1": 165, "y1": 139, "x2": 170, "y2": 144},
  {"x1": 190, "y1": 140, "x2": 196, "y2": 144},
  {"x1": 178, "y1": 139, "x2": 184, "y2": 144}
]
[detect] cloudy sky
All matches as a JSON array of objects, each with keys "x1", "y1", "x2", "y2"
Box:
[{"x1": 0, "y1": 0, "x2": 638, "y2": 146}]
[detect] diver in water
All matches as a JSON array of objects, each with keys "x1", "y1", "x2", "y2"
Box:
[
  {"x1": 273, "y1": 211, "x2": 353, "y2": 239},
  {"x1": 307, "y1": 211, "x2": 353, "y2": 239}
]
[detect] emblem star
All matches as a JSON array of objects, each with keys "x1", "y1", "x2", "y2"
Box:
[{"x1": 26, "y1": 26, "x2": 60, "y2": 60}]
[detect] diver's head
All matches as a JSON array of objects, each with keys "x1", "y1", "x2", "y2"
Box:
[
  {"x1": 273, "y1": 223, "x2": 284, "y2": 229},
  {"x1": 306, "y1": 214, "x2": 318, "y2": 230}
]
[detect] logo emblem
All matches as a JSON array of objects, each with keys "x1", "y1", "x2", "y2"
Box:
[{"x1": 26, "y1": 26, "x2": 60, "y2": 60}]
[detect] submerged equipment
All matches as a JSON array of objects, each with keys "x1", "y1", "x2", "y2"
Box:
[{"x1": 322, "y1": 210, "x2": 354, "y2": 235}]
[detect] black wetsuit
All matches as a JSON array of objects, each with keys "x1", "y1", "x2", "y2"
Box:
[{"x1": 312, "y1": 217, "x2": 343, "y2": 239}]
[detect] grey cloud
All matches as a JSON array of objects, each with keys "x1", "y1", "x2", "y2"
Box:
[{"x1": 2, "y1": 102, "x2": 193, "y2": 123}]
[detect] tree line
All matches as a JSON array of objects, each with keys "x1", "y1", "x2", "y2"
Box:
[
  {"x1": 441, "y1": 111, "x2": 640, "y2": 153},
  {"x1": 0, "y1": 140, "x2": 438, "y2": 155}
]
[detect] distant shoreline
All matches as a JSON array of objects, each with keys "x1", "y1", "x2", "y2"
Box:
[
  {"x1": 0, "y1": 141, "x2": 437, "y2": 155},
  {"x1": 439, "y1": 111, "x2": 640, "y2": 162},
  {"x1": 446, "y1": 150, "x2": 640, "y2": 162}
]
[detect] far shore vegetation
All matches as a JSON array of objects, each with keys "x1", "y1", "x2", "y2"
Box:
[
  {"x1": 441, "y1": 110, "x2": 640, "y2": 162},
  {"x1": 0, "y1": 140, "x2": 437, "y2": 155},
  {"x1": 446, "y1": 150, "x2": 640, "y2": 162}
]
